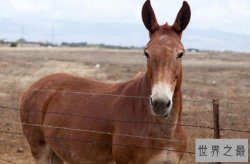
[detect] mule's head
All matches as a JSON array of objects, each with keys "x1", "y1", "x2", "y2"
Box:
[{"x1": 142, "y1": 0, "x2": 191, "y2": 117}]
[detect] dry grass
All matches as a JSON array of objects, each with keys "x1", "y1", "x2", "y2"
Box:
[{"x1": 0, "y1": 48, "x2": 249, "y2": 163}]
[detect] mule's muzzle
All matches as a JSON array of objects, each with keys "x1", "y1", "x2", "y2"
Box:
[{"x1": 150, "y1": 97, "x2": 172, "y2": 117}]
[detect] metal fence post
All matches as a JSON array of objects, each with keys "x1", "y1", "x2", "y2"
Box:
[{"x1": 213, "y1": 98, "x2": 221, "y2": 164}]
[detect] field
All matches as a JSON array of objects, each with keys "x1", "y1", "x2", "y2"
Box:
[{"x1": 0, "y1": 48, "x2": 249, "y2": 163}]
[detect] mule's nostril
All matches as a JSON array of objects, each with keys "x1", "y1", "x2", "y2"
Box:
[
  {"x1": 166, "y1": 100, "x2": 171, "y2": 108},
  {"x1": 150, "y1": 97, "x2": 153, "y2": 106},
  {"x1": 152, "y1": 99, "x2": 165, "y2": 108},
  {"x1": 153, "y1": 101, "x2": 159, "y2": 108},
  {"x1": 151, "y1": 98, "x2": 171, "y2": 108}
]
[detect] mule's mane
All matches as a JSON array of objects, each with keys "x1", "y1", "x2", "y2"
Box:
[
  {"x1": 162, "y1": 23, "x2": 171, "y2": 30},
  {"x1": 149, "y1": 23, "x2": 172, "y2": 39}
]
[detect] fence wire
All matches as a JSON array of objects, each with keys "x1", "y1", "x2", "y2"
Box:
[
  {"x1": 0, "y1": 87, "x2": 249, "y2": 164},
  {"x1": 3, "y1": 86, "x2": 250, "y2": 105},
  {"x1": 0, "y1": 120, "x2": 186, "y2": 144},
  {"x1": 0, "y1": 105, "x2": 214, "y2": 130},
  {"x1": 0, "y1": 130, "x2": 195, "y2": 155},
  {"x1": 1, "y1": 105, "x2": 250, "y2": 133},
  {"x1": 2, "y1": 87, "x2": 213, "y2": 103}
]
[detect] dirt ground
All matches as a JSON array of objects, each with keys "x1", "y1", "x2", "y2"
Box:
[{"x1": 0, "y1": 48, "x2": 249, "y2": 163}]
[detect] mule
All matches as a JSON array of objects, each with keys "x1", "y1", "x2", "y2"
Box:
[{"x1": 20, "y1": 0, "x2": 191, "y2": 163}]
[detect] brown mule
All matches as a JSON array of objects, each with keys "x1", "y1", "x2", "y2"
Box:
[{"x1": 20, "y1": 1, "x2": 191, "y2": 163}]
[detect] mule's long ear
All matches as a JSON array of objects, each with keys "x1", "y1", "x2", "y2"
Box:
[
  {"x1": 172, "y1": 1, "x2": 191, "y2": 35},
  {"x1": 142, "y1": 0, "x2": 159, "y2": 33}
]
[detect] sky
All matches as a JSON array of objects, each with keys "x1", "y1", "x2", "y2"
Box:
[{"x1": 0, "y1": 0, "x2": 250, "y2": 52}]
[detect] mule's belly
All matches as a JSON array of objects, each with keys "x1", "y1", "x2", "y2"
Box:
[
  {"x1": 47, "y1": 139, "x2": 115, "y2": 164},
  {"x1": 43, "y1": 114, "x2": 115, "y2": 163},
  {"x1": 40, "y1": 86, "x2": 117, "y2": 163}
]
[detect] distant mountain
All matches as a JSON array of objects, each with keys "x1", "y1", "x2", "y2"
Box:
[
  {"x1": 183, "y1": 28, "x2": 250, "y2": 52},
  {"x1": 1, "y1": 19, "x2": 250, "y2": 52}
]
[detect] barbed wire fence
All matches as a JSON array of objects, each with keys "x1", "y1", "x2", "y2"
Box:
[{"x1": 0, "y1": 89, "x2": 250, "y2": 164}]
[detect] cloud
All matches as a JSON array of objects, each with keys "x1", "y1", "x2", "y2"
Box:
[
  {"x1": 0, "y1": 0, "x2": 50, "y2": 19},
  {"x1": 0, "y1": 0, "x2": 143, "y2": 23},
  {"x1": 0, "y1": 0, "x2": 250, "y2": 51},
  {"x1": 1, "y1": 0, "x2": 250, "y2": 32},
  {"x1": 190, "y1": 0, "x2": 250, "y2": 34}
]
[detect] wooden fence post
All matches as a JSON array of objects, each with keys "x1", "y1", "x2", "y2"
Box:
[{"x1": 212, "y1": 98, "x2": 221, "y2": 164}]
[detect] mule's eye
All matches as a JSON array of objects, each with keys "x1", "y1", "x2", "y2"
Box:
[
  {"x1": 176, "y1": 52, "x2": 184, "y2": 61},
  {"x1": 144, "y1": 51, "x2": 150, "y2": 59}
]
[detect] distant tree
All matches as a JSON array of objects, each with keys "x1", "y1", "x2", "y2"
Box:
[
  {"x1": 16, "y1": 38, "x2": 26, "y2": 43},
  {"x1": 10, "y1": 42, "x2": 17, "y2": 47},
  {"x1": 187, "y1": 48, "x2": 200, "y2": 52},
  {"x1": 61, "y1": 42, "x2": 87, "y2": 47},
  {"x1": 0, "y1": 39, "x2": 5, "y2": 45}
]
